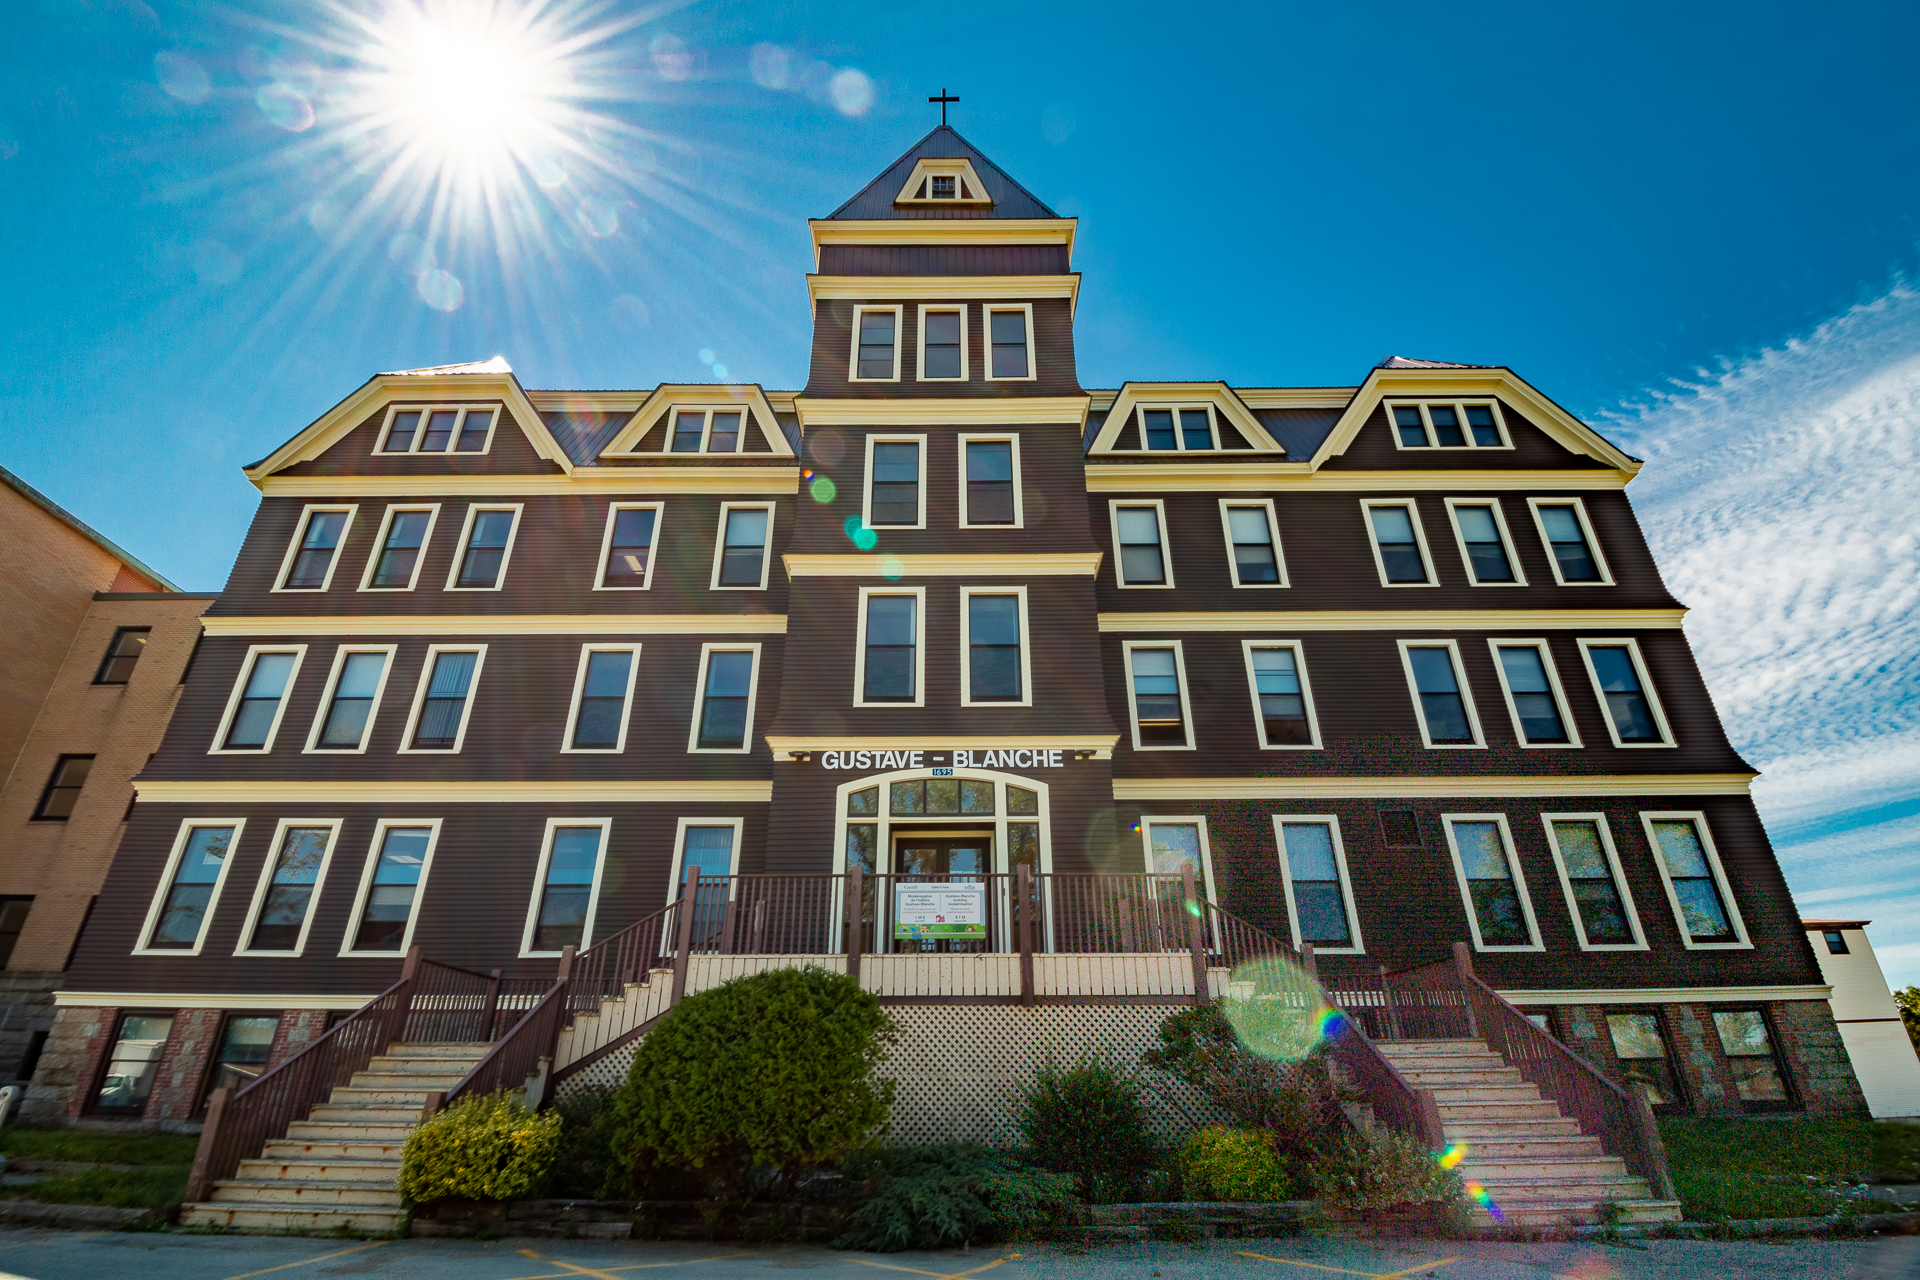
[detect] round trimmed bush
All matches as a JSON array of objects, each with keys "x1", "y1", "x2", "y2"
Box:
[
  {"x1": 397, "y1": 1089, "x2": 562, "y2": 1204},
  {"x1": 1178, "y1": 1125, "x2": 1293, "y2": 1202},
  {"x1": 610, "y1": 966, "x2": 896, "y2": 1194}
]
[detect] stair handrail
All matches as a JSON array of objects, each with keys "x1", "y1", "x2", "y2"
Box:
[
  {"x1": 565, "y1": 897, "x2": 683, "y2": 1018},
  {"x1": 441, "y1": 947, "x2": 575, "y2": 1111},
  {"x1": 1204, "y1": 903, "x2": 1445, "y2": 1147}
]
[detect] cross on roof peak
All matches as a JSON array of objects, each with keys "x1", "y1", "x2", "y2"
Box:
[{"x1": 928, "y1": 88, "x2": 959, "y2": 126}]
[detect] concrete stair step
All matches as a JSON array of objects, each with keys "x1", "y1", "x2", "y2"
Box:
[
  {"x1": 1457, "y1": 1155, "x2": 1633, "y2": 1181},
  {"x1": 346, "y1": 1072, "x2": 470, "y2": 1091},
  {"x1": 1434, "y1": 1099, "x2": 1565, "y2": 1121},
  {"x1": 366, "y1": 1056, "x2": 486, "y2": 1074},
  {"x1": 235, "y1": 1158, "x2": 401, "y2": 1185},
  {"x1": 1441, "y1": 1135, "x2": 1604, "y2": 1158},
  {"x1": 325, "y1": 1087, "x2": 441, "y2": 1106},
  {"x1": 1611, "y1": 1199, "x2": 1684, "y2": 1225},
  {"x1": 1472, "y1": 1175, "x2": 1653, "y2": 1202},
  {"x1": 262, "y1": 1138, "x2": 407, "y2": 1162},
  {"x1": 210, "y1": 1179, "x2": 402, "y2": 1208},
  {"x1": 1427, "y1": 1083, "x2": 1543, "y2": 1103},
  {"x1": 1440, "y1": 1116, "x2": 1583, "y2": 1139},
  {"x1": 1375, "y1": 1039, "x2": 1489, "y2": 1055},
  {"x1": 1394, "y1": 1067, "x2": 1523, "y2": 1087},
  {"x1": 381, "y1": 1042, "x2": 492, "y2": 1057},
  {"x1": 179, "y1": 1202, "x2": 404, "y2": 1234}
]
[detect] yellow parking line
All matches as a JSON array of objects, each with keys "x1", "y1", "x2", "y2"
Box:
[
  {"x1": 846, "y1": 1258, "x2": 1007, "y2": 1279},
  {"x1": 503, "y1": 1249, "x2": 759, "y2": 1280},
  {"x1": 221, "y1": 1239, "x2": 391, "y2": 1280},
  {"x1": 1237, "y1": 1251, "x2": 1458, "y2": 1280}
]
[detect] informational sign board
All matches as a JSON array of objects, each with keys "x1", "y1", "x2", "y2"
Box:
[{"x1": 893, "y1": 882, "x2": 988, "y2": 940}]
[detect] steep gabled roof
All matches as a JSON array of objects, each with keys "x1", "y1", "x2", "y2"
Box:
[
  {"x1": 826, "y1": 126, "x2": 1058, "y2": 221},
  {"x1": 0, "y1": 462, "x2": 178, "y2": 591}
]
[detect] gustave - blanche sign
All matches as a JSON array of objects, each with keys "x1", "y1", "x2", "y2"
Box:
[{"x1": 820, "y1": 748, "x2": 1067, "y2": 771}]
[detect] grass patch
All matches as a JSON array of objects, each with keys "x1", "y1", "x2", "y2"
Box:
[
  {"x1": 1657, "y1": 1117, "x2": 1890, "y2": 1220},
  {"x1": 0, "y1": 1165, "x2": 188, "y2": 1213},
  {"x1": 0, "y1": 1128, "x2": 199, "y2": 1167},
  {"x1": 1873, "y1": 1123, "x2": 1920, "y2": 1183}
]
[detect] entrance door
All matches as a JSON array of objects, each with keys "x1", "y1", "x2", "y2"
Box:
[{"x1": 889, "y1": 829, "x2": 991, "y2": 952}]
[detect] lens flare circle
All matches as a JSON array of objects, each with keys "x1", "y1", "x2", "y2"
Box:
[{"x1": 1219, "y1": 955, "x2": 1334, "y2": 1065}]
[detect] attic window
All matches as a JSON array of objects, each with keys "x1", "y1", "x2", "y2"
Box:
[
  {"x1": 896, "y1": 159, "x2": 992, "y2": 206},
  {"x1": 660, "y1": 408, "x2": 747, "y2": 454},
  {"x1": 379, "y1": 405, "x2": 497, "y2": 454},
  {"x1": 931, "y1": 175, "x2": 956, "y2": 199},
  {"x1": 1390, "y1": 402, "x2": 1509, "y2": 450},
  {"x1": 1139, "y1": 407, "x2": 1217, "y2": 451}
]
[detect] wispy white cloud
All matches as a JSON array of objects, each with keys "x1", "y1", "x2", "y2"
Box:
[{"x1": 1599, "y1": 282, "x2": 1920, "y2": 984}]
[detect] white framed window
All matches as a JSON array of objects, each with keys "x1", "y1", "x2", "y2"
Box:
[
  {"x1": 233, "y1": 818, "x2": 342, "y2": 956},
  {"x1": 1540, "y1": 814, "x2": 1646, "y2": 951},
  {"x1": 1139, "y1": 405, "x2": 1219, "y2": 451},
  {"x1": 133, "y1": 819, "x2": 246, "y2": 956},
  {"x1": 443, "y1": 503, "x2": 523, "y2": 591},
  {"x1": 1272, "y1": 816, "x2": 1363, "y2": 954},
  {"x1": 1109, "y1": 500, "x2": 1174, "y2": 588},
  {"x1": 561, "y1": 644, "x2": 641, "y2": 753},
  {"x1": 210, "y1": 645, "x2": 307, "y2": 754},
  {"x1": 397, "y1": 645, "x2": 487, "y2": 754},
  {"x1": 520, "y1": 818, "x2": 611, "y2": 956},
  {"x1": 957, "y1": 434, "x2": 1021, "y2": 527},
  {"x1": 1527, "y1": 498, "x2": 1613, "y2": 585},
  {"x1": 358, "y1": 504, "x2": 441, "y2": 592},
  {"x1": 864, "y1": 435, "x2": 927, "y2": 529},
  {"x1": 1487, "y1": 640, "x2": 1581, "y2": 748},
  {"x1": 1139, "y1": 815, "x2": 1216, "y2": 903},
  {"x1": 1361, "y1": 499, "x2": 1437, "y2": 587},
  {"x1": 595, "y1": 502, "x2": 664, "y2": 590},
  {"x1": 272, "y1": 505, "x2": 357, "y2": 592},
  {"x1": 1123, "y1": 640, "x2": 1194, "y2": 751},
  {"x1": 983, "y1": 303, "x2": 1036, "y2": 381},
  {"x1": 688, "y1": 643, "x2": 762, "y2": 753},
  {"x1": 1639, "y1": 812, "x2": 1749, "y2": 950},
  {"x1": 376, "y1": 404, "x2": 498, "y2": 454},
  {"x1": 666, "y1": 817, "x2": 744, "y2": 898},
  {"x1": 1441, "y1": 814, "x2": 1543, "y2": 952},
  {"x1": 303, "y1": 645, "x2": 397, "y2": 753},
  {"x1": 1240, "y1": 640, "x2": 1321, "y2": 749},
  {"x1": 1444, "y1": 498, "x2": 1526, "y2": 586},
  {"x1": 854, "y1": 587, "x2": 925, "y2": 709},
  {"x1": 340, "y1": 819, "x2": 442, "y2": 956},
  {"x1": 918, "y1": 305, "x2": 969, "y2": 381},
  {"x1": 1219, "y1": 500, "x2": 1287, "y2": 587},
  {"x1": 1397, "y1": 640, "x2": 1485, "y2": 749},
  {"x1": 1576, "y1": 638, "x2": 1674, "y2": 747},
  {"x1": 710, "y1": 503, "x2": 774, "y2": 590},
  {"x1": 849, "y1": 304, "x2": 904, "y2": 382},
  {"x1": 1386, "y1": 401, "x2": 1510, "y2": 450},
  {"x1": 960, "y1": 586, "x2": 1031, "y2": 707},
  {"x1": 664, "y1": 407, "x2": 748, "y2": 454}
]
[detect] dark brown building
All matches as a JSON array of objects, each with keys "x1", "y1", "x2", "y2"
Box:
[{"x1": 47, "y1": 129, "x2": 1860, "y2": 1128}]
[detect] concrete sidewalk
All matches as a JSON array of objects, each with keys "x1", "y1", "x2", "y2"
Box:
[{"x1": 0, "y1": 1228, "x2": 1912, "y2": 1280}]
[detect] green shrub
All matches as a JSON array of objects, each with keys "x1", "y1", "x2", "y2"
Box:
[
  {"x1": 1312, "y1": 1129, "x2": 1463, "y2": 1213},
  {"x1": 1177, "y1": 1126, "x2": 1295, "y2": 1202},
  {"x1": 1012, "y1": 1057, "x2": 1160, "y2": 1203},
  {"x1": 398, "y1": 1090, "x2": 563, "y2": 1204},
  {"x1": 610, "y1": 966, "x2": 896, "y2": 1197},
  {"x1": 1144, "y1": 1002, "x2": 1342, "y2": 1166},
  {"x1": 832, "y1": 1143, "x2": 1082, "y2": 1251},
  {"x1": 545, "y1": 1087, "x2": 628, "y2": 1200}
]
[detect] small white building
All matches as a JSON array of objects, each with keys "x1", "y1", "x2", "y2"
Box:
[{"x1": 1804, "y1": 919, "x2": 1920, "y2": 1119}]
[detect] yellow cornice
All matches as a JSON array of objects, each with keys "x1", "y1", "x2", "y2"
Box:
[
  {"x1": 1097, "y1": 609, "x2": 1686, "y2": 633},
  {"x1": 135, "y1": 779, "x2": 774, "y2": 804},
  {"x1": 258, "y1": 468, "x2": 800, "y2": 497},
  {"x1": 793, "y1": 397, "x2": 1090, "y2": 429},
  {"x1": 202, "y1": 614, "x2": 787, "y2": 637},
  {"x1": 808, "y1": 218, "x2": 1077, "y2": 268},
  {"x1": 806, "y1": 274, "x2": 1082, "y2": 317},
  {"x1": 782, "y1": 552, "x2": 1103, "y2": 577},
  {"x1": 1083, "y1": 465, "x2": 1630, "y2": 492},
  {"x1": 1111, "y1": 773, "x2": 1755, "y2": 800}
]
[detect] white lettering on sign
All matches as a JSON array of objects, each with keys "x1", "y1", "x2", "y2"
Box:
[{"x1": 818, "y1": 748, "x2": 1066, "y2": 771}]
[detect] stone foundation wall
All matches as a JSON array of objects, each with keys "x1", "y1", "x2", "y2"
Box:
[{"x1": 0, "y1": 971, "x2": 62, "y2": 1085}]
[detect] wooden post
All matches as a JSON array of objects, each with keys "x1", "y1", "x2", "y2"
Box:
[
  {"x1": 396, "y1": 944, "x2": 423, "y2": 1046},
  {"x1": 1414, "y1": 1088, "x2": 1445, "y2": 1149},
  {"x1": 1380, "y1": 965, "x2": 1403, "y2": 1040},
  {"x1": 1627, "y1": 1092, "x2": 1677, "y2": 1200},
  {"x1": 482, "y1": 969, "x2": 502, "y2": 1041},
  {"x1": 1451, "y1": 940, "x2": 1479, "y2": 1039},
  {"x1": 1017, "y1": 864, "x2": 1035, "y2": 1007},
  {"x1": 556, "y1": 943, "x2": 576, "y2": 982},
  {"x1": 844, "y1": 865, "x2": 863, "y2": 986},
  {"x1": 1181, "y1": 865, "x2": 1208, "y2": 1005},
  {"x1": 671, "y1": 868, "x2": 700, "y2": 1005},
  {"x1": 184, "y1": 1086, "x2": 230, "y2": 1203},
  {"x1": 1300, "y1": 941, "x2": 1318, "y2": 984},
  {"x1": 422, "y1": 1090, "x2": 446, "y2": 1118}
]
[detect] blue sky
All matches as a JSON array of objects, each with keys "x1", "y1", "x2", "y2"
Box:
[{"x1": 2, "y1": 2, "x2": 1917, "y2": 973}]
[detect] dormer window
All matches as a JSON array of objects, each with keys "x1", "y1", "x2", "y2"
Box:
[
  {"x1": 930, "y1": 175, "x2": 956, "y2": 199},
  {"x1": 1140, "y1": 407, "x2": 1217, "y2": 451},
  {"x1": 664, "y1": 408, "x2": 746, "y2": 453},
  {"x1": 1389, "y1": 401, "x2": 1509, "y2": 450},
  {"x1": 378, "y1": 405, "x2": 497, "y2": 454},
  {"x1": 893, "y1": 158, "x2": 993, "y2": 206}
]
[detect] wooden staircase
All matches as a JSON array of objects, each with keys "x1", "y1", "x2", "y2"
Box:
[
  {"x1": 179, "y1": 1043, "x2": 489, "y2": 1234},
  {"x1": 1375, "y1": 1039, "x2": 1681, "y2": 1227}
]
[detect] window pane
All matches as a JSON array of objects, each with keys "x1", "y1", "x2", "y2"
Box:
[
  {"x1": 1148, "y1": 823, "x2": 1203, "y2": 878},
  {"x1": 671, "y1": 410, "x2": 705, "y2": 452},
  {"x1": 455, "y1": 511, "x2": 514, "y2": 587},
  {"x1": 890, "y1": 780, "x2": 924, "y2": 814},
  {"x1": 708, "y1": 412, "x2": 742, "y2": 453},
  {"x1": 1497, "y1": 646, "x2": 1567, "y2": 743},
  {"x1": 697, "y1": 651, "x2": 754, "y2": 748},
  {"x1": 573, "y1": 651, "x2": 633, "y2": 749},
  {"x1": 858, "y1": 311, "x2": 896, "y2": 378},
  {"x1": 226, "y1": 653, "x2": 296, "y2": 748},
  {"x1": 1116, "y1": 507, "x2": 1165, "y2": 584},
  {"x1": 1370, "y1": 506, "x2": 1427, "y2": 582},
  {"x1": 604, "y1": 508, "x2": 656, "y2": 585},
  {"x1": 454, "y1": 408, "x2": 493, "y2": 451},
  {"x1": 1455, "y1": 821, "x2": 1529, "y2": 945},
  {"x1": 1465, "y1": 405, "x2": 1501, "y2": 446},
  {"x1": 1292, "y1": 880, "x2": 1351, "y2": 947},
  {"x1": 1179, "y1": 409, "x2": 1213, "y2": 450},
  {"x1": 1456, "y1": 505, "x2": 1515, "y2": 582},
  {"x1": 205, "y1": 1015, "x2": 278, "y2": 1098},
  {"x1": 965, "y1": 441, "x2": 1015, "y2": 524},
  {"x1": 1131, "y1": 648, "x2": 1186, "y2": 745},
  {"x1": 534, "y1": 828, "x2": 602, "y2": 950},
  {"x1": 1551, "y1": 820, "x2": 1631, "y2": 944},
  {"x1": 1007, "y1": 785, "x2": 1039, "y2": 816},
  {"x1": 1143, "y1": 409, "x2": 1177, "y2": 450},
  {"x1": 1539, "y1": 505, "x2": 1602, "y2": 581},
  {"x1": 353, "y1": 828, "x2": 428, "y2": 951},
  {"x1": 385, "y1": 411, "x2": 421, "y2": 452},
  {"x1": 845, "y1": 823, "x2": 877, "y2": 873},
  {"x1": 36, "y1": 756, "x2": 93, "y2": 819},
  {"x1": 1429, "y1": 405, "x2": 1465, "y2": 447},
  {"x1": 318, "y1": 652, "x2": 385, "y2": 748},
  {"x1": 848, "y1": 786, "x2": 879, "y2": 816},
  {"x1": 418, "y1": 410, "x2": 457, "y2": 451},
  {"x1": 1227, "y1": 507, "x2": 1280, "y2": 583},
  {"x1": 413, "y1": 651, "x2": 477, "y2": 748},
  {"x1": 150, "y1": 825, "x2": 233, "y2": 948},
  {"x1": 96, "y1": 1014, "x2": 173, "y2": 1112},
  {"x1": 989, "y1": 311, "x2": 1028, "y2": 377},
  {"x1": 285, "y1": 513, "x2": 348, "y2": 589},
  {"x1": 926, "y1": 778, "x2": 959, "y2": 814},
  {"x1": 719, "y1": 509, "x2": 769, "y2": 585},
  {"x1": 1649, "y1": 820, "x2": 1734, "y2": 941},
  {"x1": 864, "y1": 596, "x2": 917, "y2": 701},
  {"x1": 870, "y1": 441, "x2": 920, "y2": 525},
  {"x1": 925, "y1": 311, "x2": 962, "y2": 378},
  {"x1": 682, "y1": 826, "x2": 735, "y2": 879},
  {"x1": 370, "y1": 511, "x2": 431, "y2": 587},
  {"x1": 1606, "y1": 1013, "x2": 1682, "y2": 1106},
  {"x1": 1589, "y1": 646, "x2": 1660, "y2": 741},
  {"x1": 968, "y1": 595, "x2": 1021, "y2": 700},
  {"x1": 1282, "y1": 823, "x2": 1339, "y2": 880},
  {"x1": 1393, "y1": 405, "x2": 1428, "y2": 447},
  {"x1": 249, "y1": 826, "x2": 328, "y2": 950},
  {"x1": 1252, "y1": 648, "x2": 1309, "y2": 745},
  {"x1": 1712, "y1": 1011, "x2": 1788, "y2": 1103},
  {"x1": 1408, "y1": 648, "x2": 1473, "y2": 743},
  {"x1": 960, "y1": 779, "x2": 995, "y2": 813}
]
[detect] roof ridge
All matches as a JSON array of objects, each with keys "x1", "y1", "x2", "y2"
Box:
[{"x1": 0, "y1": 461, "x2": 181, "y2": 591}]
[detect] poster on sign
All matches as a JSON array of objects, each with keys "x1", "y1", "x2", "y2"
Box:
[{"x1": 893, "y1": 882, "x2": 988, "y2": 940}]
